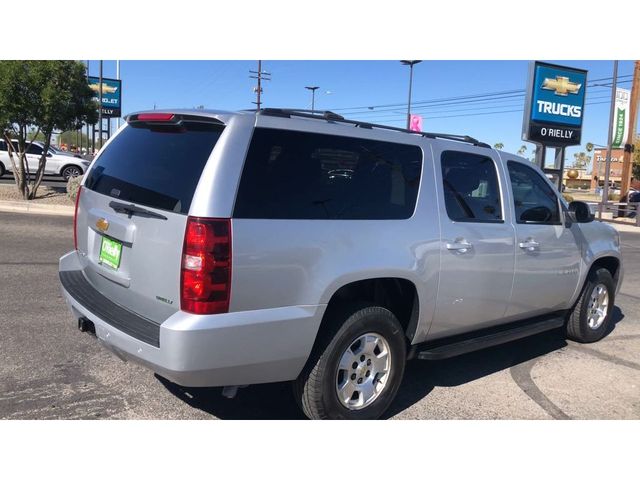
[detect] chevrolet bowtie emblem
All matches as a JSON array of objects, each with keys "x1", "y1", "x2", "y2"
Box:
[
  {"x1": 96, "y1": 218, "x2": 109, "y2": 232},
  {"x1": 542, "y1": 76, "x2": 581, "y2": 96},
  {"x1": 89, "y1": 83, "x2": 118, "y2": 94}
]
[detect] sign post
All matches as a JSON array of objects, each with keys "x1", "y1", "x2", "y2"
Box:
[{"x1": 522, "y1": 62, "x2": 588, "y2": 191}]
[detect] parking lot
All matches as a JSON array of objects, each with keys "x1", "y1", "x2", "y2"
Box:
[{"x1": 0, "y1": 211, "x2": 639, "y2": 420}]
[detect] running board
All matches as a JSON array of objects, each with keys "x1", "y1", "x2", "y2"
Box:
[{"x1": 416, "y1": 315, "x2": 566, "y2": 361}]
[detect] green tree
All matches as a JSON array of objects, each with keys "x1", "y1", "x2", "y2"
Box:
[
  {"x1": 493, "y1": 142, "x2": 504, "y2": 150},
  {"x1": 517, "y1": 145, "x2": 527, "y2": 156},
  {"x1": 572, "y1": 151, "x2": 591, "y2": 169},
  {"x1": 0, "y1": 61, "x2": 98, "y2": 199}
]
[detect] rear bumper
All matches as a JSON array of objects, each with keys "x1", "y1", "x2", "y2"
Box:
[{"x1": 59, "y1": 251, "x2": 326, "y2": 387}]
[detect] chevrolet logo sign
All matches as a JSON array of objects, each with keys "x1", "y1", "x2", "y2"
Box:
[
  {"x1": 542, "y1": 76, "x2": 581, "y2": 96},
  {"x1": 89, "y1": 83, "x2": 118, "y2": 94},
  {"x1": 96, "y1": 218, "x2": 109, "y2": 232}
]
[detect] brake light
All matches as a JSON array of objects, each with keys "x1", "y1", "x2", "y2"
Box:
[
  {"x1": 180, "y1": 217, "x2": 231, "y2": 315},
  {"x1": 136, "y1": 113, "x2": 175, "y2": 122},
  {"x1": 73, "y1": 186, "x2": 82, "y2": 250}
]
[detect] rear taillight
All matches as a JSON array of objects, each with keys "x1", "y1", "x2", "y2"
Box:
[
  {"x1": 180, "y1": 217, "x2": 231, "y2": 315},
  {"x1": 73, "y1": 186, "x2": 82, "y2": 250}
]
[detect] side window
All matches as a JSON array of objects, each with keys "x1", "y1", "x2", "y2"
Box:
[
  {"x1": 507, "y1": 161, "x2": 561, "y2": 224},
  {"x1": 440, "y1": 150, "x2": 503, "y2": 222},
  {"x1": 233, "y1": 128, "x2": 423, "y2": 220},
  {"x1": 26, "y1": 144, "x2": 43, "y2": 155},
  {"x1": 0, "y1": 141, "x2": 6, "y2": 151}
]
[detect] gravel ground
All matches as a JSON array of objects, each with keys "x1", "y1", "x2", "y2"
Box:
[{"x1": 0, "y1": 184, "x2": 72, "y2": 205}]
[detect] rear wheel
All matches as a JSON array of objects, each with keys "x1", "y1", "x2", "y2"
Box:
[
  {"x1": 0, "y1": 162, "x2": 5, "y2": 177},
  {"x1": 61, "y1": 165, "x2": 83, "y2": 181},
  {"x1": 294, "y1": 304, "x2": 406, "y2": 420},
  {"x1": 566, "y1": 268, "x2": 615, "y2": 343}
]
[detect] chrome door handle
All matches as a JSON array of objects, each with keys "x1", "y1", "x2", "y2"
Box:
[
  {"x1": 446, "y1": 240, "x2": 473, "y2": 253},
  {"x1": 518, "y1": 239, "x2": 540, "y2": 251}
]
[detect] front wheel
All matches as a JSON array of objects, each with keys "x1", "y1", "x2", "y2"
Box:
[
  {"x1": 566, "y1": 268, "x2": 615, "y2": 343},
  {"x1": 294, "y1": 305, "x2": 406, "y2": 420},
  {"x1": 61, "y1": 165, "x2": 83, "y2": 181}
]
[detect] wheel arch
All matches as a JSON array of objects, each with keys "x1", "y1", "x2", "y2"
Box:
[
  {"x1": 319, "y1": 277, "x2": 420, "y2": 343},
  {"x1": 589, "y1": 255, "x2": 621, "y2": 289},
  {"x1": 59, "y1": 163, "x2": 84, "y2": 176}
]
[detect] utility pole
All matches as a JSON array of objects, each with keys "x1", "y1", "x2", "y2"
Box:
[
  {"x1": 250, "y1": 60, "x2": 271, "y2": 110},
  {"x1": 116, "y1": 60, "x2": 121, "y2": 130},
  {"x1": 401, "y1": 60, "x2": 422, "y2": 129},
  {"x1": 619, "y1": 60, "x2": 640, "y2": 201},
  {"x1": 601, "y1": 60, "x2": 619, "y2": 218},
  {"x1": 85, "y1": 60, "x2": 91, "y2": 156},
  {"x1": 98, "y1": 60, "x2": 103, "y2": 151},
  {"x1": 305, "y1": 86, "x2": 319, "y2": 113}
]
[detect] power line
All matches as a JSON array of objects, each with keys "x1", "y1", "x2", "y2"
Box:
[
  {"x1": 328, "y1": 74, "x2": 633, "y2": 114},
  {"x1": 344, "y1": 80, "x2": 632, "y2": 124},
  {"x1": 356, "y1": 99, "x2": 614, "y2": 124}
]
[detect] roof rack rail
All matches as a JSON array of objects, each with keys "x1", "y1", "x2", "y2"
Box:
[{"x1": 257, "y1": 108, "x2": 490, "y2": 148}]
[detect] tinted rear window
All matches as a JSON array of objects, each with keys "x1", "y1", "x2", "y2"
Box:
[
  {"x1": 84, "y1": 121, "x2": 224, "y2": 214},
  {"x1": 233, "y1": 128, "x2": 423, "y2": 219}
]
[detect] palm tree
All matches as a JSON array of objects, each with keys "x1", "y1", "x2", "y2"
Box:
[
  {"x1": 517, "y1": 145, "x2": 527, "y2": 156},
  {"x1": 493, "y1": 142, "x2": 504, "y2": 150}
]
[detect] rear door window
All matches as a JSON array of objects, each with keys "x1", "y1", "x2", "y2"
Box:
[
  {"x1": 84, "y1": 121, "x2": 224, "y2": 214},
  {"x1": 233, "y1": 128, "x2": 423, "y2": 219},
  {"x1": 26, "y1": 143, "x2": 43, "y2": 155}
]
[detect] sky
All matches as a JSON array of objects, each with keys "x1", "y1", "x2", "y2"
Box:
[{"x1": 90, "y1": 60, "x2": 637, "y2": 168}]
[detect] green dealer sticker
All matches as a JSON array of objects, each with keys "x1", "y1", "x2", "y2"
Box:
[{"x1": 99, "y1": 236, "x2": 122, "y2": 270}]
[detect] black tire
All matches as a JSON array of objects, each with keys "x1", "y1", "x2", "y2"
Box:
[
  {"x1": 61, "y1": 165, "x2": 83, "y2": 181},
  {"x1": 0, "y1": 162, "x2": 5, "y2": 178},
  {"x1": 293, "y1": 304, "x2": 406, "y2": 420},
  {"x1": 566, "y1": 268, "x2": 615, "y2": 343}
]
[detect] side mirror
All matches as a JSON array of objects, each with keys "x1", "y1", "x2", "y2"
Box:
[
  {"x1": 568, "y1": 201, "x2": 594, "y2": 223},
  {"x1": 47, "y1": 152, "x2": 53, "y2": 157}
]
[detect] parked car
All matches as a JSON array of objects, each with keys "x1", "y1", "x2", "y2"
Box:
[
  {"x1": 58, "y1": 109, "x2": 623, "y2": 420},
  {"x1": 615, "y1": 189, "x2": 640, "y2": 218},
  {"x1": 0, "y1": 139, "x2": 90, "y2": 180}
]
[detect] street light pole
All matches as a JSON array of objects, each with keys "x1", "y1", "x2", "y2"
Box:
[
  {"x1": 401, "y1": 60, "x2": 422, "y2": 129},
  {"x1": 601, "y1": 60, "x2": 618, "y2": 218},
  {"x1": 98, "y1": 60, "x2": 103, "y2": 152},
  {"x1": 305, "y1": 86, "x2": 319, "y2": 113}
]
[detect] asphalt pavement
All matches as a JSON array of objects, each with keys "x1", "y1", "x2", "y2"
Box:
[
  {"x1": 1, "y1": 211, "x2": 639, "y2": 419},
  {"x1": 0, "y1": 174, "x2": 68, "y2": 189}
]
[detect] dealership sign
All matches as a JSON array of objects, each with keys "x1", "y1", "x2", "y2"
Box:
[
  {"x1": 522, "y1": 62, "x2": 587, "y2": 147},
  {"x1": 88, "y1": 76, "x2": 122, "y2": 118}
]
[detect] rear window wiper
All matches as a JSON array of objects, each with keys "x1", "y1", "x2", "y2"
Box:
[{"x1": 108, "y1": 201, "x2": 168, "y2": 220}]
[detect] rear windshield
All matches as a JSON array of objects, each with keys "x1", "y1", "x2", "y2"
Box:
[
  {"x1": 234, "y1": 128, "x2": 423, "y2": 220},
  {"x1": 84, "y1": 121, "x2": 224, "y2": 214}
]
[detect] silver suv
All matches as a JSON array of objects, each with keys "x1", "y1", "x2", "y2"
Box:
[{"x1": 58, "y1": 109, "x2": 623, "y2": 420}]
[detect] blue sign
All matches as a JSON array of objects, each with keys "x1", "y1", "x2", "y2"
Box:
[
  {"x1": 530, "y1": 64, "x2": 586, "y2": 127},
  {"x1": 88, "y1": 76, "x2": 122, "y2": 117},
  {"x1": 522, "y1": 62, "x2": 588, "y2": 147}
]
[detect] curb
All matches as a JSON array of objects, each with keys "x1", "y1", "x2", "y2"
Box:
[{"x1": 0, "y1": 199, "x2": 74, "y2": 216}]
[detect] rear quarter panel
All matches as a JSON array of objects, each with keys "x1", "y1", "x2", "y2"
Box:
[{"x1": 213, "y1": 120, "x2": 442, "y2": 345}]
